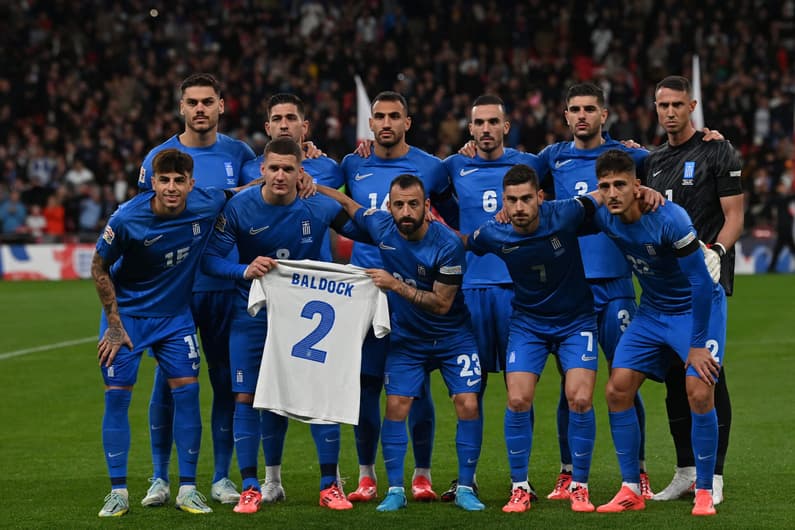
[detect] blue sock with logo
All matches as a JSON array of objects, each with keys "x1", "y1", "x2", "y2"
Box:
[
  {"x1": 148, "y1": 366, "x2": 173, "y2": 482},
  {"x1": 103, "y1": 389, "x2": 132, "y2": 488},
  {"x1": 456, "y1": 418, "x2": 481, "y2": 487},
  {"x1": 355, "y1": 375, "x2": 381, "y2": 465},
  {"x1": 608, "y1": 407, "x2": 640, "y2": 484},
  {"x1": 172, "y1": 382, "x2": 201, "y2": 485},
  {"x1": 260, "y1": 410, "x2": 288, "y2": 466},
  {"x1": 381, "y1": 418, "x2": 408, "y2": 487},
  {"x1": 312, "y1": 423, "x2": 341, "y2": 489},
  {"x1": 504, "y1": 408, "x2": 532, "y2": 483},
  {"x1": 234, "y1": 401, "x2": 261, "y2": 491},
  {"x1": 569, "y1": 409, "x2": 596, "y2": 483},
  {"x1": 208, "y1": 361, "x2": 235, "y2": 483},
  {"x1": 408, "y1": 376, "x2": 435, "y2": 469},
  {"x1": 692, "y1": 409, "x2": 718, "y2": 490}
]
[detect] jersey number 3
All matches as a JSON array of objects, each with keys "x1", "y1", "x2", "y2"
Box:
[{"x1": 291, "y1": 300, "x2": 335, "y2": 364}]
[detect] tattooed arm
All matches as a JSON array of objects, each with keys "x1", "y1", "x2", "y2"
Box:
[{"x1": 91, "y1": 252, "x2": 133, "y2": 367}]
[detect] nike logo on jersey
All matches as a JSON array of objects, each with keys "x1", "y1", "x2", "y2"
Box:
[
  {"x1": 501, "y1": 245, "x2": 520, "y2": 254},
  {"x1": 144, "y1": 235, "x2": 163, "y2": 246},
  {"x1": 466, "y1": 378, "x2": 481, "y2": 387},
  {"x1": 581, "y1": 354, "x2": 597, "y2": 362},
  {"x1": 191, "y1": 362, "x2": 199, "y2": 370},
  {"x1": 354, "y1": 172, "x2": 374, "y2": 181},
  {"x1": 379, "y1": 242, "x2": 396, "y2": 250},
  {"x1": 652, "y1": 169, "x2": 663, "y2": 177},
  {"x1": 249, "y1": 225, "x2": 270, "y2": 235},
  {"x1": 459, "y1": 168, "x2": 479, "y2": 176},
  {"x1": 555, "y1": 159, "x2": 573, "y2": 169}
]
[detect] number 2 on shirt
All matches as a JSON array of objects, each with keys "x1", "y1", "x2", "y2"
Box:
[{"x1": 291, "y1": 300, "x2": 335, "y2": 363}]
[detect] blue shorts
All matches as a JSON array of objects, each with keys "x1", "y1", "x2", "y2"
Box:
[
  {"x1": 229, "y1": 309, "x2": 268, "y2": 394},
  {"x1": 99, "y1": 310, "x2": 199, "y2": 386},
  {"x1": 361, "y1": 330, "x2": 389, "y2": 378},
  {"x1": 463, "y1": 286, "x2": 513, "y2": 372},
  {"x1": 385, "y1": 332, "x2": 481, "y2": 397},
  {"x1": 589, "y1": 277, "x2": 637, "y2": 361},
  {"x1": 191, "y1": 290, "x2": 234, "y2": 367},
  {"x1": 612, "y1": 288, "x2": 727, "y2": 382},
  {"x1": 505, "y1": 311, "x2": 598, "y2": 376}
]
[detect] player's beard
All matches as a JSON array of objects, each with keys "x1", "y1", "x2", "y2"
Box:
[
  {"x1": 376, "y1": 129, "x2": 404, "y2": 149},
  {"x1": 397, "y1": 214, "x2": 423, "y2": 236},
  {"x1": 476, "y1": 135, "x2": 501, "y2": 153},
  {"x1": 188, "y1": 114, "x2": 218, "y2": 134}
]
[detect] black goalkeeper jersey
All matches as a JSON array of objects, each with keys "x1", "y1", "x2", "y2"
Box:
[{"x1": 643, "y1": 131, "x2": 743, "y2": 295}]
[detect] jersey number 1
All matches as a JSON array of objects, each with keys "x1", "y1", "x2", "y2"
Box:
[{"x1": 291, "y1": 300, "x2": 335, "y2": 364}]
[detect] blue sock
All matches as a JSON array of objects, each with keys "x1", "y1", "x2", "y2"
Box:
[
  {"x1": 569, "y1": 409, "x2": 596, "y2": 483},
  {"x1": 234, "y1": 401, "x2": 261, "y2": 491},
  {"x1": 381, "y1": 418, "x2": 408, "y2": 487},
  {"x1": 408, "y1": 376, "x2": 435, "y2": 469},
  {"x1": 504, "y1": 408, "x2": 532, "y2": 483},
  {"x1": 103, "y1": 389, "x2": 132, "y2": 488},
  {"x1": 635, "y1": 392, "x2": 647, "y2": 463},
  {"x1": 556, "y1": 385, "x2": 571, "y2": 467},
  {"x1": 691, "y1": 409, "x2": 718, "y2": 490},
  {"x1": 208, "y1": 362, "x2": 235, "y2": 483},
  {"x1": 260, "y1": 410, "x2": 288, "y2": 466},
  {"x1": 608, "y1": 407, "x2": 640, "y2": 483},
  {"x1": 456, "y1": 418, "x2": 482, "y2": 487},
  {"x1": 354, "y1": 375, "x2": 382, "y2": 466},
  {"x1": 312, "y1": 424, "x2": 341, "y2": 489},
  {"x1": 148, "y1": 366, "x2": 173, "y2": 482},
  {"x1": 172, "y1": 382, "x2": 201, "y2": 485}
]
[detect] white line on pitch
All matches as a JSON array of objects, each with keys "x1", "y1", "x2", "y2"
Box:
[{"x1": 0, "y1": 336, "x2": 96, "y2": 361}]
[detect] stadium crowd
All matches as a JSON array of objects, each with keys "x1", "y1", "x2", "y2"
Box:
[{"x1": 0, "y1": 0, "x2": 794, "y2": 242}]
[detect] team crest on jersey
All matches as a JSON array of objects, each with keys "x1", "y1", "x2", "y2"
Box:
[
  {"x1": 214, "y1": 214, "x2": 227, "y2": 233},
  {"x1": 102, "y1": 225, "x2": 115, "y2": 244},
  {"x1": 417, "y1": 265, "x2": 426, "y2": 277},
  {"x1": 645, "y1": 244, "x2": 657, "y2": 256},
  {"x1": 550, "y1": 236, "x2": 565, "y2": 256},
  {"x1": 138, "y1": 166, "x2": 146, "y2": 184},
  {"x1": 192, "y1": 222, "x2": 201, "y2": 236},
  {"x1": 682, "y1": 161, "x2": 695, "y2": 186},
  {"x1": 301, "y1": 219, "x2": 313, "y2": 243},
  {"x1": 224, "y1": 161, "x2": 234, "y2": 177}
]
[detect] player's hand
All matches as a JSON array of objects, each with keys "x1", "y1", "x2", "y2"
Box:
[
  {"x1": 701, "y1": 128, "x2": 724, "y2": 142},
  {"x1": 494, "y1": 207, "x2": 510, "y2": 224},
  {"x1": 636, "y1": 185, "x2": 665, "y2": 212},
  {"x1": 700, "y1": 241, "x2": 721, "y2": 283},
  {"x1": 425, "y1": 209, "x2": 438, "y2": 223},
  {"x1": 302, "y1": 141, "x2": 325, "y2": 159},
  {"x1": 244, "y1": 256, "x2": 278, "y2": 279},
  {"x1": 354, "y1": 140, "x2": 373, "y2": 158},
  {"x1": 685, "y1": 346, "x2": 720, "y2": 386},
  {"x1": 296, "y1": 168, "x2": 317, "y2": 198},
  {"x1": 458, "y1": 140, "x2": 476, "y2": 158},
  {"x1": 619, "y1": 138, "x2": 643, "y2": 149},
  {"x1": 98, "y1": 322, "x2": 133, "y2": 368},
  {"x1": 365, "y1": 268, "x2": 398, "y2": 291}
]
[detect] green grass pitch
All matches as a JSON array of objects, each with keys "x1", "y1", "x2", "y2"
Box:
[{"x1": 0, "y1": 275, "x2": 792, "y2": 528}]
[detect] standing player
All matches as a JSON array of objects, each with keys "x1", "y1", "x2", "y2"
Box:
[
  {"x1": 441, "y1": 94, "x2": 544, "y2": 501},
  {"x1": 644, "y1": 76, "x2": 743, "y2": 505},
  {"x1": 240, "y1": 93, "x2": 344, "y2": 503},
  {"x1": 318, "y1": 175, "x2": 485, "y2": 512},
  {"x1": 464, "y1": 164, "x2": 600, "y2": 513},
  {"x1": 592, "y1": 150, "x2": 724, "y2": 517},
  {"x1": 94, "y1": 149, "x2": 228, "y2": 517},
  {"x1": 137, "y1": 73, "x2": 256, "y2": 507},
  {"x1": 202, "y1": 137, "x2": 364, "y2": 513},
  {"x1": 341, "y1": 91, "x2": 459, "y2": 503},
  {"x1": 535, "y1": 83, "x2": 653, "y2": 500}
]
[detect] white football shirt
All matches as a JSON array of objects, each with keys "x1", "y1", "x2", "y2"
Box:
[{"x1": 248, "y1": 259, "x2": 390, "y2": 424}]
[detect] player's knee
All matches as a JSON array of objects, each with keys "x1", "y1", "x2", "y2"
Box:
[
  {"x1": 567, "y1": 393, "x2": 593, "y2": 413},
  {"x1": 453, "y1": 393, "x2": 479, "y2": 420},
  {"x1": 686, "y1": 383, "x2": 714, "y2": 414},
  {"x1": 604, "y1": 380, "x2": 633, "y2": 410},
  {"x1": 506, "y1": 393, "x2": 532, "y2": 412}
]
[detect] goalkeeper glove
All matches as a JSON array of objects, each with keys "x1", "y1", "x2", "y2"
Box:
[{"x1": 700, "y1": 241, "x2": 725, "y2": 284}]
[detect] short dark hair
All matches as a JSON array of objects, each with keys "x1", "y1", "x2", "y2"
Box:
[
  {"x1": 566, "y1": 83, "x2": 605, "y2": 107},
  {"x1": 267, "y1": 93, "x2": 305, "y2": 119},
  {"x1": 390, "y1": 174, "x2": 425, "y2": 195},
  {"x1": 656, "y1": 75, "x2": 691, "y2": 96},
  {"x1": 472, "y1": 94, "x2": 506, "y2": 112},
  {"x1": 180, "y1": 73, "x2": 222, "y2": 97},
  {"x1": 502, "y1": 164, "x2": 539, "y2": 190},
  {"x1": 264, "y1": 136, "x2": 303, "y2": 161},
  {"x1": 152, "y1": 148, "x2": 193, "y2": 177},
  {"x1": 595, "y1": 149, "x2": 636, "y2": 179},
  {"x1": 372, "y1": 91, "x2": 409, "y2": 114}
]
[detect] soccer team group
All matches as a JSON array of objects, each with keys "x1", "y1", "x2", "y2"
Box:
[{"x1": 92, "y1": 72, "x2": 743, "y2": 518}]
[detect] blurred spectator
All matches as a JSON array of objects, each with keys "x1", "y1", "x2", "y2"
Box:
[
  {"x1": 0, "y1": 189, "x2": 27, "y2": 236},
  {"x1": 766, "y1": 178, "x2": 795, "y2": 272},
  {"x1": 24, "y1": 204, "x2": 46, "y2": 241},
  {"x1": 77, "y1": 184, "x2": 102, "y2": 235},
  {"x1": 43, "y1": 193, "x2": 65, "y2": 238},
  {"x1": 64, "y1": 158, "x2": 94, "y2": 187}
]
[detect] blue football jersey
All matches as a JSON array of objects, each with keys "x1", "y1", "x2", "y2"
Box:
[
  {"x1": 342, "y1": 146, "x2": 455, "y2": 268},
  {"x1": 138, "y1": 134, "x2": 256, "y2": 292},
  {"x1": 96, "y1": 188, "x2": 227, "y2": 317},
  {"x1": 537, "y1": 135, "x2": 647, "y2": 280},
  {"x1": 354, "y1": 208, "x2": 471, "y2": 342},
  {"x1": 467, "y1": 199, "x2": 594, "y2": 328},
  {"x1": 202, "y1": 187, "x2": 348, "y2": 307},
  {"x1": 444, "y1": 148, "x2": 544, "y2": 287}
]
